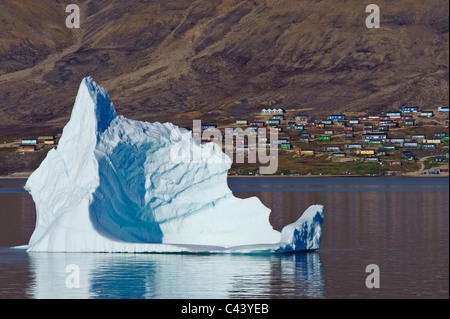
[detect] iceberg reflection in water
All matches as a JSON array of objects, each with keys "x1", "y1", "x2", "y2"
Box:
[{"x1": 28, "y1": 251, "x2": 324, "y2": 299}]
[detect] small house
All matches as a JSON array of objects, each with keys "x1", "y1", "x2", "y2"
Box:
[
  {"x1": 425, "y1": 138, "x2": 441, "y2": 144},
  {"x1": 401, "y1": 106, "x2": 419, "y2": 113},
  {"x1": 404, "y1": 142, "x2": 419, "y2": 148},
  {"x1": 249, "y1": 121, "x2": 265, "y2": 127},
  {"x1": 420, "y1": 111, "x2": 434, "y2": 117},
  {"x1": 328, "y1": 115, "x2": 346, "y2": 120},
  {"x1": 422, "y1": 144, "x2": 437, "y2": 150},
  {"x1": 383, "y1": 145, "x2": 397, "y2": 151},
  {"x1": 390, "y1": 138, "x2": 405, "y2": 144},
  {"x1": 38, "y1": 135, "x2": 54, "y2": 141},
  {"x1": 410, "y1": 134, "x2": 426, "y2": 141},
  {"x1": 387, "y1": 112, "x2": 402, "y2": 118},
  {"x1": 325, "y1": 146, "x2": 341, "y2": 152},
  {"x1": 19, "y1": 145, "x2": 36, "y2": 152},
  {"x1": 363, "y1": 133, "x2": 388, "y2": 141},
  {"x1": 357, "y1": 149, "x2": 376, "y2": 155},
  {"x1": 332, "y1": 152, "x2": 346, "y2": 157},
  {"x1": 301, "y1": 133, "x2": 311, "y2": 139},
  {"x1": 295, "y1": 115, "x2": 309, "y2": 123},
  {"x1": 21, "y1": 138, "x2": 38, "y2": 145},
  {"x1": 261, "y1": 108, "x2": 285, "y2": 115},
  {"x1": 364, "y1": 157, "x2": 380, "y2": 162},
  {"x1": 201, "y1": 124, "x2": 218, "y2": 130},
  {"x1": 301, "y1": 149, "x2": 315, "y2": 155},
  {"x1": 258, "y1": 137, "x2": 268, "y2": 143},
  {"x1": 266, "y1": 119, "x2": 281, "y2": 125},
  {"x1": 379, "y1": 120, "x2": 394, "y2": 125}
]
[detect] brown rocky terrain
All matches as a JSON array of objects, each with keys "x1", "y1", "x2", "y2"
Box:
[
  {"x1": 1, "y1": 0, "x2": 448, "y2": 130},
  {"x1": 0, "y1": 0, "x2": 448, "y2": 175}
]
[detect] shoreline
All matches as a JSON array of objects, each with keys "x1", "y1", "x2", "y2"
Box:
[
  {"x1": 1, "y1": 172, "x2": 448, "y2": 180},
  {"x1": 227, "y1": 174, "x2": 449, "y2": 178}
]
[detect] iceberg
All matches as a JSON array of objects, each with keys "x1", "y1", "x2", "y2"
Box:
[{"x1": 24, "y1": 77, "x2": 324, "y2": 253}]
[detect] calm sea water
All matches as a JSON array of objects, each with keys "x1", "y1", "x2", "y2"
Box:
[{"x1": 0, "y1": 177, "x2": 448, "y2": 299}]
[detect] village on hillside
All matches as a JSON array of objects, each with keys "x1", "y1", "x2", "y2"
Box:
[
  {"x1": 202, "y1": 105, "x2": 449, "y2": 176},
  {"x1": 9, "y1": 106, "x2": 450, "y2": 177}
]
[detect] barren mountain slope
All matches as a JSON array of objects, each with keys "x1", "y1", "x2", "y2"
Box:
[{"x1": 0, "y1": 0, "x2": 448, "y2": 136}]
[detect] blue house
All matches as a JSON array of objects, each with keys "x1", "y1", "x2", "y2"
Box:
[
  {"x1": 401, "y1": 106, "x2": 419, "y2": 113},
  {"x1": 328, "y1": 115, "x2": 346, "y2": 120}
]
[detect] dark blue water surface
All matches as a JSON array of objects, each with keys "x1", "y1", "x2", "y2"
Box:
[{"x1": 0, "y1": 177, "x2": 448, "y2": 299}]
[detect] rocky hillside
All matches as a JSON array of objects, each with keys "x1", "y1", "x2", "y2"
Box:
[{"x1": 0, "y1": 0, "x2": 448, "y2": 137}]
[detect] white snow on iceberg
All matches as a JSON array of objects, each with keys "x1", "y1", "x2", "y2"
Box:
[{"x1": 24, "y1": 77, "x2": 324, "y2": 253}]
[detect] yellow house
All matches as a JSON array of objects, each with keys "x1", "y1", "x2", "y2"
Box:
[
  {"x1": 38, "y1": 135, "x2": 54, "y2": 141},
  {"x1": 301, "y1": 149, "x2": 315, "y2": 155},
  {"x1": 425, "y1": 139, "x2": 441, "y2": 144},
  {"x1": 356, "y1": 149, "x2": 375, "y2": 155}
]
